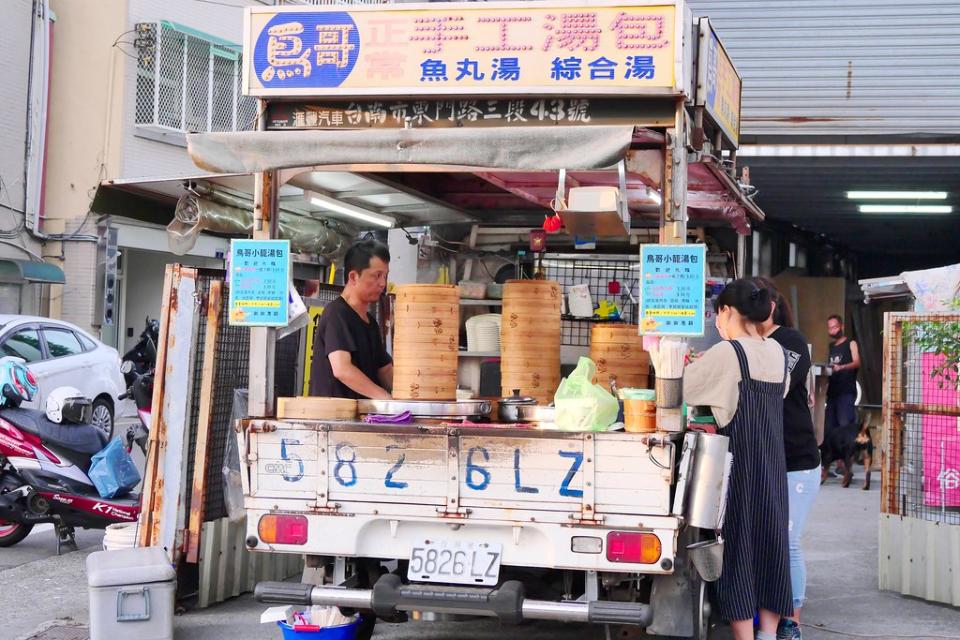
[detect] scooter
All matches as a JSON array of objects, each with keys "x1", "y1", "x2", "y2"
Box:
[
  {"x1": 121, "y1": 317, "x2": 159, "y2": 387},
  {"x1": 0, "y1": 366, "x2": 141, "y2": 552},
  {"x1": 119, "y1": 362, "x2": 152, "y2": 456}
]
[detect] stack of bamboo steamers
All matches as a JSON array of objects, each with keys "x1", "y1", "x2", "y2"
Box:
[
  {"x1": 590, "y1": 325, "x2": 650, "y2": 389},
  {"x1": 500, "y1": 280, "x2": 562, "y2": 404},
  {"x1": 392, "y1": 285, "x2": 460, "y2": 399},
  {"x1": 393, "y1": 280, "x2": 570, "y2": 405}
]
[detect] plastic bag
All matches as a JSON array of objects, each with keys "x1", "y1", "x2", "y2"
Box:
[
  {"x1": 89, "y1": 438, "x2": 141, "y2": 499},
  {"x1": 554, "y1": 357, "x2": 620, "y2": 432},
  {"x1": 223, "y1": 389, "x2": 248, "y2": 523}
]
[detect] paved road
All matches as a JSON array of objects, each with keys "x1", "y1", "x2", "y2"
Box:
[{"x1": 7, "y1": 474, "x2": 960, "y2": 640}]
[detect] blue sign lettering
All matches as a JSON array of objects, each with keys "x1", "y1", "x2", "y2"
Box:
[{"x1": 513, "y1": 448, "x2": 539, "y2": 494}]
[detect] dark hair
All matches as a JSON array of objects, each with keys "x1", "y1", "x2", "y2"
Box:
[
  {"x1": 828, "y1": 314, "x2": 843, "y2": 325},
  {"x1": 344, "y1": 239, "x2": 390, "y2": 276},
  {"x1": 751, "y1": 276, "x2": 795, "y2": 328},
  {"x1": 714, "y1": 278, "x2": 773, "y2": 323}
]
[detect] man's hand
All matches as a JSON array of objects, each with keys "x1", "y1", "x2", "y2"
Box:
[{"x1": 328, "y1": 350, "x2": 391, "y2": 399}]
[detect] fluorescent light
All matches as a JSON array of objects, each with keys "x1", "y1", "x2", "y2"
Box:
[
  {"x1": 309, "y1": 193, "x2": 395, "y2": 228},
  {"x1": 858, "y1": 204, "x2": 953, "y2": 214},
  {"x1": 847, "y1": 191, "x2": 947, "y2": 200}
]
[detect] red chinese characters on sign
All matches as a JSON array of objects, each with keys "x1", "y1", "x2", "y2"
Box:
[
  {"x1": 610, "y1": 12, "x2": 670, "y2": 50},
  {"x1": 475, "y1": 16, "x2": 533, "y2": 53},
  {"x1": 365, "y1": 18, "x2": 408, "y2": 80},
  {"x1": 542, "y1": 12, "x2": 602, "y2": 52},
  {"x1": 411, "y1": 15, "x2": 468, "y2": 54}
]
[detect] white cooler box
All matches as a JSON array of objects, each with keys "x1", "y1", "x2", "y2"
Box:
[{"x1": 86, "y1": 547, "x2": 176, "y2": 640}]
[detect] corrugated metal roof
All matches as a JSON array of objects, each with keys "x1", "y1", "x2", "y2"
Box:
[{"x1": 687, "y1": 0, "x2": 960, "y2": 138}]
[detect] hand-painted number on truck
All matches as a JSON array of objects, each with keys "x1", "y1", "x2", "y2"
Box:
[
  {"x1": 328, "y1": 441, "x2": 584, "y2": 497},
  {"x1": 278, "y1": 438, "x2": 304, "y2": 482},
  {"x1": 334, "y1": 442, "x2": 358, "y2": 487}
]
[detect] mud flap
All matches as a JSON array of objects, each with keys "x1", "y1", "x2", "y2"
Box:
[{"x1": 646, "y1": 565, "x2": 695, "y2": 637}]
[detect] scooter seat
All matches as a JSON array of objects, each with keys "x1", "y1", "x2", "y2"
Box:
[{"x1": 0, "y1": 408, "x2": 107, "y2": 456}]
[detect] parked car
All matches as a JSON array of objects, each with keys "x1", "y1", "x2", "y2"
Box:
[{"x1": 0, "y1": 315, "x2": 125, "y2": 439}]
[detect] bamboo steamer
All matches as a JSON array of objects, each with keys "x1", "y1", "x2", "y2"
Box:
[
  {"x1": 393, "y1": 285, "x2": 459, "y2": 400},
  {"x1": 277, "y1": 397, "x2": 357, "y2": 421},
  {"x1": 590, "y1": 324, "x2": 652, "y2": 389},
  {"x1": 500, "y1": 280, "x2": 562, "y2": 404}
]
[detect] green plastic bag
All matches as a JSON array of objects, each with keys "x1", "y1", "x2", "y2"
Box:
[{"x1": 554, "y1": 357, "x2": 620, "y2": 432}]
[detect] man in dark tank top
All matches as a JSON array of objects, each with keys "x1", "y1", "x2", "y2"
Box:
[{"x1": 823, "y1": 314, "x2": 860, "y2": 478}]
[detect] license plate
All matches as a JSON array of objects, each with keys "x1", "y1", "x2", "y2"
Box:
[{"x1": 407, "y1": 540, "x2": 502, "y2": 586}]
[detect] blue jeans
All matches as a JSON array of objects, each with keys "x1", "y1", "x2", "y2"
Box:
[{"x1": 787, "y1": 467, "x2": 820, "y2": 610}]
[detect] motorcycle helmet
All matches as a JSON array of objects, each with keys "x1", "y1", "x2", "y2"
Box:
[
  {"x1": 45, "y1": 387, "x2": 93, "y2": 425},
  {"x1": 0, "y1": 357, "x2": 38, "y2": 408}
]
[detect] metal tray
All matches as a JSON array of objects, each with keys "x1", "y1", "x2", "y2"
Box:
[{"x1": 358, "y1": 399, "x2": 493, "y2": 420}]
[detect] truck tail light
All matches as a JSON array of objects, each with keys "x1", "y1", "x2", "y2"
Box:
[
  {"x1": 606, "y1": 532, "x2": 661, "y2": 564},
  {"x1": 258, "y1": 514, "x2": 308, "y2": 545}
]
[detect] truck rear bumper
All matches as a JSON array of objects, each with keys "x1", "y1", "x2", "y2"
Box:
[{"x1": 255, "y1": 575, "x2": 654, "y2": 627}]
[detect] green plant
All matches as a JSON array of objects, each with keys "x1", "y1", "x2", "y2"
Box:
[{"x1": 909, "y1": 297, "x2": 960, "y2": 389}]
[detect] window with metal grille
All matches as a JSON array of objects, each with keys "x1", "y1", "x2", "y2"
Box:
[{"x1": 135, "y1": 21, "x2": 257, "y2": 135}]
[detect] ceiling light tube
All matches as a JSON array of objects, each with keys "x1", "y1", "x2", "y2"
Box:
[
  {"x1": 858, "y1": 204, "x2": 953, "y2": 214},
  {"x1": 308, "y1": 192, "x2": 395, "y2": 228},
  {"x1": 846, "y1": 191, "x2": 947, "y2": 200}
]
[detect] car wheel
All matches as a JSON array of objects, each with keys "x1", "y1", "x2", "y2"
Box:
[
  {"x1": 91, "y1": 398, "x2": 114, "y2": 441},
  {"x1": 0, "y1": 520, "x2": 33, "y2": 547}
]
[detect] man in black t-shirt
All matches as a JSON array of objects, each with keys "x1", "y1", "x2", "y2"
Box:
[
  {"x1": 309, "y1": 240, "x2": 393, "y2": 400},
  {"x1": 823, "y1": 314, "x2": 860, "y2": 478}
]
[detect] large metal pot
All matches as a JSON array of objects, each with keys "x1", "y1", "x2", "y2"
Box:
[{"x1": 499, "y1": 389, "x2": 537, "y2": 422}]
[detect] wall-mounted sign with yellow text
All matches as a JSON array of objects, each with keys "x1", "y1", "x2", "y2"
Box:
[
  {"x1": 243, "y1": 1, "x2": 684, "y2": 99},
  {"x1": 696, "y1": 17, "x2": 741, "y2": 148}
]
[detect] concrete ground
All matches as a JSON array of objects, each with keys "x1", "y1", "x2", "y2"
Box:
[{"x1": 6, "y1": 479, "x2": 960, "y2": 640}]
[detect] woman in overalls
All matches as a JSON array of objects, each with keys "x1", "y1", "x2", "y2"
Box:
[{"x1": 684, "y1": 279, "x2": 793, "y2": 640}]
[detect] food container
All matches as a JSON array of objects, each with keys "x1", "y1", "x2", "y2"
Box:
[
  {"x1": 623, "y1": 388, "x2": 657, "y2": 433},
  {"x1": 458, "y1": 281, "x2": 487, "y2": 300},
  {"x1": 485, "y1": 283, "x2": 504, "y2": 299}
]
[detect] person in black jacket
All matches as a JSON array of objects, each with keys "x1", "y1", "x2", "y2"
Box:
[{"x1": 754, "y1": 278, "x2": 821, "y2": 640}]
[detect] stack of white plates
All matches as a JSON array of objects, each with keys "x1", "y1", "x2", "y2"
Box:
[{"x1": 466, "y1": 314, "x2": 502, "y2": 354}]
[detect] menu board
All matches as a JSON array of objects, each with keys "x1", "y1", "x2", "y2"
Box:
[
  {"x1": 228, "y1": 239, "x2": 291, "y2": 327},
  {"x1": 638, "y1": 243, "x2": 707, "y2": 336}
]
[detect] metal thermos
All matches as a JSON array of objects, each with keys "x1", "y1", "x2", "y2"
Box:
[{"x1": 685, "y1": 432, "x2": 732, "y2": 530}]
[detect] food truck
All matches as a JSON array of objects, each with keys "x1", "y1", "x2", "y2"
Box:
[{"x1": 181, "y1": 2, "x2": 760, "y2": 637}]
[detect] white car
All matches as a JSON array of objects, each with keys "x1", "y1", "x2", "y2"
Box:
[{"x1": 0, "y1": 315, "x2": 126, "y2": 439}]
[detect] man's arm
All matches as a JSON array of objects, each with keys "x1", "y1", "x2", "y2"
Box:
[
  {"x1": 378, "y1": 363, "x2": 393, "y2": 392},
  {"x1": 837, "y1": 340, "x2": 861, "y2": 372},
  {"x1": 328, "y1": 350, "x2": 391, "y2": 399}
]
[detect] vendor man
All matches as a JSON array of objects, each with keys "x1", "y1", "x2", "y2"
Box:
[{"x1": 309, "y1": 240, "x2": 393, "y2": 400}]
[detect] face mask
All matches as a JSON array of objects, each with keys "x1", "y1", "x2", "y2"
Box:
[{"x1": 829, "y1": 330, "x2": 842, "y2": 339}]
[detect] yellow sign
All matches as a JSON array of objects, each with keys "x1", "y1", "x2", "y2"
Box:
[
  {"x1": 244, "y1": 2, "x2": 681, "y2": 98},
  {"x1": 301, "y1": 305, "x2": 326, "y2": 396},
  {"x1": 696, "y1": 17, "x2": 741, "y2": 147}
]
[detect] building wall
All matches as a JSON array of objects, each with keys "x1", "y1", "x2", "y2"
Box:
[
  {"x1": 0, "y1": 0, "x2": 45, "y2": 269},
  {"x1": 45, "y1": 0, "x2": 128, "y2": 331},
  {"x1": 686, "y1": 0, "x2": 960, "y2": 139},
  {"x1": 119, "y1": 0, "x2": 262, "y2": 179}
]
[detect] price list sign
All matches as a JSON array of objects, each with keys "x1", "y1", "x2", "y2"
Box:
[
  {"x1": 639, "y1": 244, "x2": 707, "y2": 336},
  {"x1": 228, "y1": 239, "x2": 291, "y2": 327}
]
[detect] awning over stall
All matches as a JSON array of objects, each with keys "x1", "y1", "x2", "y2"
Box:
[
  {"x1": 187, "y1": 126, "x2": 636, "y2": 174},
  {"x1": 0, "y1": 259, "x2": 65, "y2": 284}
]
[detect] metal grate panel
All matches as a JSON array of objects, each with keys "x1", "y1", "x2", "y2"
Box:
[
  {"x1": 882, "y1": 313, "x2": 960, "y2": 525},
  {"x1": 542, "y1": 254, "x2": 639, "y2": 347},
  {"x1": 135, "y1": 22, "x2": 256, "y2": 134}
]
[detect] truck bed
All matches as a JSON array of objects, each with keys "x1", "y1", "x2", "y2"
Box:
[{"x1": 241, "y1": 420, "x2": 681, "y2": 574}]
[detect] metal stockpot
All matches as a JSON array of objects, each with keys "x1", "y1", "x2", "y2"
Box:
[{"x1": 685, "y1": 432, "x2": 732, "y2": 531}]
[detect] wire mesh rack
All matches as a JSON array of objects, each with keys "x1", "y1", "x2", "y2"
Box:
[
  {"x1": 540, "y1": 254, "x2": 639, "y2": 347},
  {"x1": 882, "y1": 313, "x2": 960, "y2": 524},
  {"x1": 183, "y1": 270, "x2": 304, "y2": 522}
]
